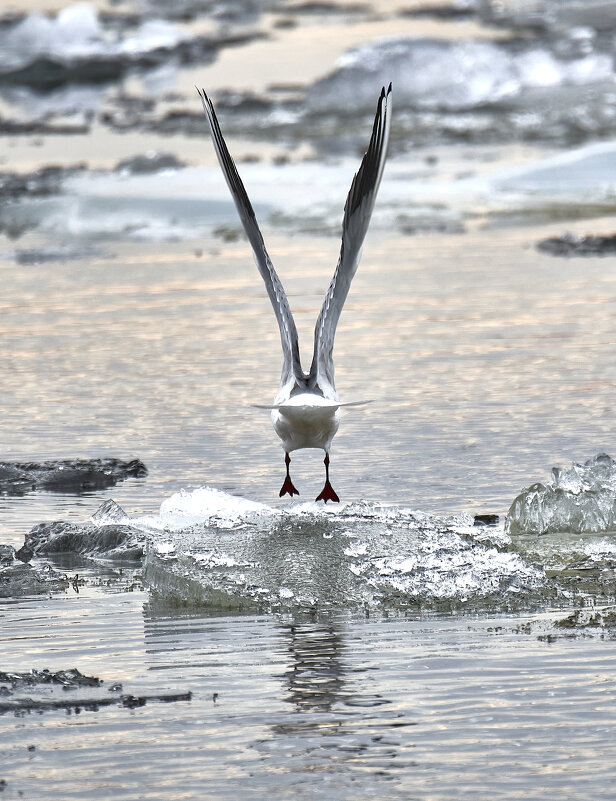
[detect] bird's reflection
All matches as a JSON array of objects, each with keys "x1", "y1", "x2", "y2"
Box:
[
  {"x1": 141, "y1": 601, "x2": 405, "y2": 790},
  {"x1": 280, "y1": 620, "x2": 346, "y2": 713}
]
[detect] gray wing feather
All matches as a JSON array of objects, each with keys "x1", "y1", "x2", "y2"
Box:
[
  {"x1": 309, "y1": 84, "x2": 392, "y2": 397},
  {"x1": 197, "y1": 89, "x2": 303, "y2": 390}
]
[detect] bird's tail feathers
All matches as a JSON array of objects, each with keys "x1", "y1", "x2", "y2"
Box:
[{"x1": 251, "y1": 399, "x2": 373, "y2": 410}]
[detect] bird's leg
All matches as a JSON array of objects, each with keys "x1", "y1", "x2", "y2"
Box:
[
  {"x1": 279, "y1": 452, "x2": 299, "y2": 497},
  {"x1": 315, "y1": 452, "x2": 340, "y2": 503}
]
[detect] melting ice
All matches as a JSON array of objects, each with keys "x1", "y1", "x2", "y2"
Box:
[
  {"x1": 507, "y1": 453, "x2": 616, "y2": 535},
  {"x1": 21, "y1": 487, "x2": 545, "y2": 612},
  {"x1": 308, "y1": 37, "x2": 614, "y2": 113}
]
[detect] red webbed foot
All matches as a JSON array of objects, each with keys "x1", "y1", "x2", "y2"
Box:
[
  {"x1": 279, "y1": 476, "x2": 299, "y2": 498},
  {"x1": 315, "y1": 480, "x2": 340, "y2": 503},
  {"x1": 316, "y1": 451, "x2": 339, "y2": 502}
]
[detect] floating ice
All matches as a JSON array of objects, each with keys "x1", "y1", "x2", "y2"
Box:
[
  {"x1": 5, "y1": 4, "x2": 189, "y2": 64},
  {"x1": 91, "y1": 499, "x2": 129, "y2": 525},
  {"x1": 506, "y1": 453, "x2": 616, "y2": 535},
  {"x1": 0, "y1": 544, "x2": 68, "y2": 597},
  {"x1": 23, "y1": 488, "x2": 545, "y2": 612},
  {"x1": 22, "y1": 519, "x2": 149, "y2": 562},
  {"x1": 0, "y1": 3, "x2": 193, "y2": 83},
  {"x1": 139, "y1": 498, "x2": 545, "y2": 611},
  {"x1": 0, "y1": 458, "x2": 147, "y2": 496},
  {"x1": 307, "y1": 37, "x2": 614, "y2": 114},
  {"x1": 479, "y1": 0, "x2": 616, "y2": 33},
  {"x1": 134, "y1": 487, "x2": 269, "y2": 532}
]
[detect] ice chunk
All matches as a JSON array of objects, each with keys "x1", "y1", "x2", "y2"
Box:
[
  {"x1": 307, "y1": 37, "x2": 614, "y2": 114},
  {"x1": 309, "y1": 38, "x2": 518, "y2": 113},
  {"x1": 20, "y1": 520, "x2": 149, "y2": 562},
  {"x1": 506, "y1": 453, "x2": 616, "y2": 535},
  {"x1": 0, "y1": 544, "x2": 68, "y2": 597},
  {"x1": 0, "y1": 458, "x2": 146, "y2": 496},
  {"x1": 138, "y1": 494, "x2": 544, "y2": 612},
  {"x1": 479, "y1": 0, "x2": 616, "y2": 33},
  {"x1": 146, "y1": 486, "x2": 269, "y2": 531},
  {"x1": 0, "y1": 4, "x2": 194, "y2": 85},
  {"x1": 15, "y1": 487, "x2": 544, "y2": 611},
  {"x1": 91, "y1": 499, "x2": 129, "y2": 525}
]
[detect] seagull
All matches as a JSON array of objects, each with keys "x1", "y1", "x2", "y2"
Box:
[{"x1": 198, "y1": 84, "x2": 392, "y2": 502}]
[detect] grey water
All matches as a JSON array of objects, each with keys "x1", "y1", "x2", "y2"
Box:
[
  {"x1": 2, "y1": 587, "x2": 616, "y2": 801},
  {"x1": 2, "y1": 0, "x2": 616, "y2": 798}
]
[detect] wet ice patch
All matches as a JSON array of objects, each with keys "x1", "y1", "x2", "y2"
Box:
[
  {"x1": 21, "y1": 488, "x2": 542, "y2": 612},
  {"x1": 507, "y1": 453, "x2": 616, "y2": 535},
  {"x1": 141, "y1": 499, "x2": 544, "y2": 611}
]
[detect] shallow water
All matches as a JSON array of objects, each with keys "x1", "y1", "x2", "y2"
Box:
[
  {"x1": 2, "y1": 1, "x2": 616, "y2": 797},
  {"x1": 2, "y1": 586, "x2": 616, "y2": 801},
  {"x1": 2, "y1": 222, "x2": 616, "y2": 546}
]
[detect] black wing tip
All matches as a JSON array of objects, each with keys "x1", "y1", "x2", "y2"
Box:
[
  {"x1": 196, "y1": 87, "x2": 216, "y2": 118},
  {"x1": 379, "y1": 83, "x2": 392, "y2": 102}
]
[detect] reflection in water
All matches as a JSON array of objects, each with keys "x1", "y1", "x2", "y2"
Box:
[
  {"x1": 267, "y1": 619, "x2": 405, "y2": 792},
  {"x1": 280, "y1": 621, "x2": 347, "y2": 713},
  {"x1": 141, "y1": 603, "x2": 406, "y2": 795}
]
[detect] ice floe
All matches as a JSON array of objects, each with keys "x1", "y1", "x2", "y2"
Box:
[
  {"x1": 0, "y1": 545, "x2": 68, "y2": 597},
  {"x1": 19, "y1": 487, "x2": 545, "y2": 612},
  {"x1": 507, "y1": 453, "x2": 616, "y2": 535},
  {"x1": 0, "y1": 4, "x2": 192, "y2": 76},
  {"x1": 308, "y1": 37, "x2": 614, "y2": 114},
  {"x1": 0, "y1": 458, "x2": 147, "y2": 497}
]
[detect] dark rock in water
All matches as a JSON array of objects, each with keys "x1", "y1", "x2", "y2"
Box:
[
  {"x1": 9, "y1": 245, "x2": 109, "y2": 265},
  {"x1": 0, "y1": 164, "x2": 85, "y2": 200},
  {"x1": 0, "y1": 545, "x2": 68, "y2": 596},
  {"x1": 537, "y1": 233, "x2": 616, "y2": 256},
  {"x1": 0, "y1": 458, "x2": 147, "y2": 496},
  {"x1": 0, "y1": 115, "x2": 90, "y2": 135},
  {"x1": 399, "y1": 4, "x2": 476, "y2": 21},
  {"x1": 0, "y1": 667, "x2": 191, "y2": 715},
  {"x1": 0, "y1": 668, "x2": 101, "y2": 689},
  {"x1": 473, "y1": 514, "x2": 500, "y2": 527},
  {"x1": 19, "y1": 520, "x2": 149, "y2": 562},
  {"x1": 115, "y1": 151, "x2": 185, "y2": 174}
]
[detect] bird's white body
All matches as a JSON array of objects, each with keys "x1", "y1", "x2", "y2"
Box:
[
  {"x1": 199, "y1": 84, "x2": 391, "y2": 500},
  {"x1": 271, "y1": 394, "x2": 341, "y2": 453}
]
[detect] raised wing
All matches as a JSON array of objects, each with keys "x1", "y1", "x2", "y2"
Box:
[
  {"x1": 198, "y1": 89, "x2": 303, "y2": 393},
  {"x1": 308, "y1": 84, "x2": 392, "y2": 398}
]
